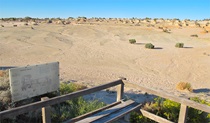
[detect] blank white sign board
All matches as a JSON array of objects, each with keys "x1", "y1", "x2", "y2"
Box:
[{"x1": 9, "y1": 62, "x2": 59, "y2": 102}]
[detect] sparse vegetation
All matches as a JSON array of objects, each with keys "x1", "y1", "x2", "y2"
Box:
[
  {"x1": 130, "y1": 97, "x2": 210, "y2": 123},
  {"x1": 176, "y1": 82, "x2": 193, "y2": 92},
  {"x1": 191, "y1": 34, "x2": 198, "y2": 37},
  {"x1": 51, "y1": 82, "x2": 106, "y2": 122},
  {"x1": 24, "y1": 16, "x2": 32, "y2": 22},
  {"x1": 145, "y1": 43, "x2": 155, "y2": 49},
  {"x1": 175, "y1": 43, "x2": 184, "y2": 48},
  {"x1": 47, "y1": 19, "x2": 52, "y2": 23},
  {"x1": 0, "y1": 79, "x2": 105, "y2": 123},
  {"x1": 163, "y1": 28, "x2": 171, "y2": 33},
  {"x1": 129, "y1": 39, "x2": 136, "y2": 44},
  {"x1": 195, "y1": 22, "x2": 200, "y2": 27},
  {"x1": 158, "y1": 26, "x2": 163, "y2": 29}
]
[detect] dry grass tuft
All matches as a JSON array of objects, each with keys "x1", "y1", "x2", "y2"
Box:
[
  {"x1": 176, "y1": 82, "x2": 193, "y2": 92},
  {"x1": 129, "y1": 39, "x2": 136, "y2": 44},
  {"x1": 190, "y1": 34, "x2": 198, "y2": 37},
  {"x1": 0, "y1": 70, "x2": 4, "y2": 77},
  {"x1": 163, "y1": 28, "x2": 171, "y2": 33},
  {"x1": 175, "y1": 43, "x2": 184, "y2": 48}
]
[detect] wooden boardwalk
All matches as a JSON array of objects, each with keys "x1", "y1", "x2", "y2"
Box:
[{"x1": 0, "y1": 79, "x2": 210, "y2": 123}]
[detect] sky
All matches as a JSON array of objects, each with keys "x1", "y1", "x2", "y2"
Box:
[{"x1": 0, "y1": 0, "x2": 210, "y2": 20}]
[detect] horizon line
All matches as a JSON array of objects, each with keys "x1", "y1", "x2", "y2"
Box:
[{"x1": 1, "y1": 16, "x2": 210, "y2": 21}]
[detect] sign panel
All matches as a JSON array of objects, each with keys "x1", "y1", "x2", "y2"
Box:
[{"x1": 9, "y1": 62, "x2": 59, "y2": 102}]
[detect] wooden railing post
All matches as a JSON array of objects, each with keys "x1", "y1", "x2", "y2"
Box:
[
  {"x1": 41, "y1": 97, "x2": 51, "y2": 123},
  {"x1": 178, "y1": 104, "x2": 188, "y2": 123},
  {"x1": 117, "y1": 78, "x2": 125, "y2": 102}
]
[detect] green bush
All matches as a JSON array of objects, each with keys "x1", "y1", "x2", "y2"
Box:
[
  {"x1": 59, "y1": 82, "x2": 86, "y2": 94},
  {"x1": 145, "y1": 43, "x2": 155, "y2": 49},
  {"x1": 175, "y1": 43, "x2": 184, "y2": 48},
  {"x1": 130, "y1": 97, "x2": 210, "y2": 123},
  {"x1": 51, "y1": 82, "x2": 106, "y2": 122},
  {"x1": 130, "y1": 112, "x2": 155, "y2": 123},
  {"x1": 129, "y1": 39, "x2": 136, "y2": 44},
  {"x1": 188, "y1": 97, "x2": 210, "y2": 123}
]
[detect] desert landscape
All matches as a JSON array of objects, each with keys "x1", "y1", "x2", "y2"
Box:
[{"x1": 0, "y1": 17, "x2": 210, "y2": 103}]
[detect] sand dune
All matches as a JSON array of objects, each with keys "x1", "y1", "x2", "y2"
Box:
[{"x1": 0, "y1": 20, "x2": 210, "y2": 101}]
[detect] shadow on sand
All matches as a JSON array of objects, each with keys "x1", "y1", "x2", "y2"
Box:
[
  {"x1": 135, "y1": 43, "x2": 146, "y2": 45},
  {"x1": 154, "y1": 47, "x2": 163, "y2": 49},
  {"x1": 184, "y1": 47, "x2": 193, "y2": 49},
  {"x1": 193, "y1": 88, "x2": 210, "y2": 93},
  {"x1": 135, "y1": 43, "x2": 163, "y2": 50},
  {"x1": 84, "y1": 90, "x2": 156, "y2": 104}
]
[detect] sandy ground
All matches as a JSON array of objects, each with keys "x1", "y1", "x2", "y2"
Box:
[{"x1": 0, "y1": 21, "x2": 210, "y2": 103}]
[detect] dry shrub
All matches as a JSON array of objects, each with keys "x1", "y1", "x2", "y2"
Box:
[
  {"x1": 145, "y1": 43, "x2": 155, "y2": 49},
  {"x1": 191, "y1": 34, "x2": 198, "y2": 37},
  {"x1": 0, "y1": 70, "x2": 4, "y2": 77},
  {"x1": 129, "y1": 39, "x2": 136, "y2": 44},
  {"x1": 158, "y1": 26, "x2": 163, "y2": 29},
  {"x1": 163, "y1": 28, "x2": 171, "y2": 33},
  {"x1": 176, "y1": 82, "x2": 193, "y2": 92},
  {"x1": 0, "y1": 70, "x2": 11, "y2": 110},
  {"x1": 175, "y1": 43, "x2": 184, "y2": 48}
]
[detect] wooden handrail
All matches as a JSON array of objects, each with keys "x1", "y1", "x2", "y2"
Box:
[
  {"x1": 134, "y1": 84, "x2": 210, "y2": 113},
  {"x1": 0, "y1": 79, "x2": 124, "y2": 119},
  {"x1": 140, "y1": 109, "x2": 174, "y2": 123},
  {"x1": 1, "y1": 79, "x2": 209, "y2": 123}
]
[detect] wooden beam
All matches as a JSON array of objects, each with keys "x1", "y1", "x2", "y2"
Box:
[
  {"x1": 0, "y1": 79, "x2": 123, "y2": 119},
  {"x1": 41, "y1": 97, "x2": 51, "y2": 123},
  {"x1": 178, "y1": 104, "x2": 188, "y2": 123},
  {"x1": 76, "y1": 100, "x2": 135, "y2": 123},
  {"x1": 64, "y1": 101, "x2": 121, "y2": 123},
  {"x1": 126, "y1": 82, "x2": 210, "y2": 113},
  {"x1": 140, "y1": 109, "x2": 174, "y2": 123},
  {"x1": 117, "y1": 83, "x2": 124, "y2": 102},
  {"x1": 102, "y1": 103, "x2": 142, "y2": 123}
]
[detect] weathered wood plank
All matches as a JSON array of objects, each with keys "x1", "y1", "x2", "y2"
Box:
[
  {"x1": 64, "y1": 101, "x2": 121, "y2": 123},
  {"x1": 117, "y1": 83, "x2": 124, "y2": 101},
  {"x1": 131, "y1": 83, "x2": 210, "y2": 113},
  {"x1": 76, "y1": 100, "x2": 135, "y2": 123},
  {"x1": 41, "y1": 97, "x2": 51, "y2": 123},
  {"x1": 0, "y1": 79, "x2": 123, "y2": 119},
  {"x1": 95, "y1": 103, "x2": 142, "y2": 123},
  {"x1": 140, "y1": 109, "x2": 174, "y2": 123},
  {"x1": 178, "y1": 104, "x2": 188, "y2": 123}
]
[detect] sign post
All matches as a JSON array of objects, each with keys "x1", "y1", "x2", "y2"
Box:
[{"x1": 9, "y1": 62, "x2": 59, "y2": 102}]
